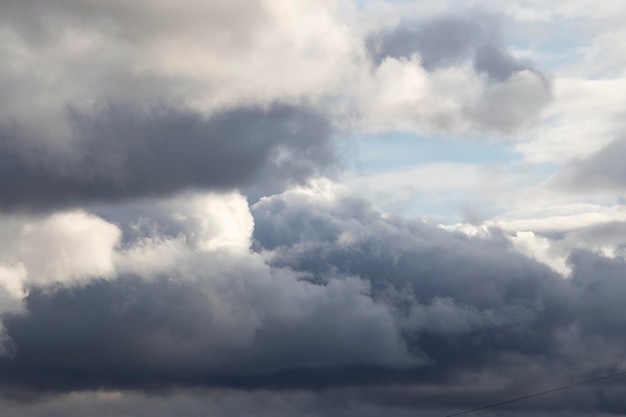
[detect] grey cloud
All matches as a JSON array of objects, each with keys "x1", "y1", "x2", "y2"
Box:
[
  {"x1": 368, "y1": 14, "x2": 537, "y2": 82},
  {"x1": 0, "y1": 103, "x2": 336, "y2": 211},
  {"x1": 0, "y1": 0, "x2": 266, "y2": 46},
  {"x1": 567, "y1": 249, "x2": 626, "y2": 336},
  {"x1": 368, "y1": 16, "x2": 489, "y2": 70},
  {"x1": 530, "y1": 220, "x2": 626, "y2": 263},
  {"x1": 474, "y1": 43, "x2": 531, "y2": 82},
  {"x1": 249, "y1": 191, "x2": 626, "y2": 413},
  {"x1": 464, "y1": 67, "x2": 552, "y2": 132},
  {"x1": 553, "y1": 137, "x2": 626, "y2": 193}
]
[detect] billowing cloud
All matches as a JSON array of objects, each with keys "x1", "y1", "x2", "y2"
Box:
[
  {"x1": 0, "y1": 185, "x2": 619, "y2": 417},
  {"x1": 0, "y1": 189, "x2": 419, "y2": 393},
  {"x1": 249, "y1": 186, "x2": 626, "y2": 412},
  {"x1": 0, "y1": 0, "x2": 624, "y2": 416}
]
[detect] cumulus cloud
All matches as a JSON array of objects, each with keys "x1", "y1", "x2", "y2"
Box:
[
  {"x1": 0, "y1": 171, "x2": 619, "y2": 417},
  {"x1": 0, "y1": 185, "x2": 618, "y2": 416},
  {"x1": 0, "y1": 190, "x2": 418, "y2": 393},
  {"x1": 250, "y1": 186, "x2": 626, "y2": 411},
  {"x1": 358, "y1": 13, "x2": 552, "y2": 133}
]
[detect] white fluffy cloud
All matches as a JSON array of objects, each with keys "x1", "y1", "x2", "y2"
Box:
[
  {"x1": 0, "y1": 211, "x2": 119, "y2": 302},
  {"x1": 0, "y1": 191, "x2": 250, "y2": 319}
]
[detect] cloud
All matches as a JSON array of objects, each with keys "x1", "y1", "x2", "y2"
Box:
[
  {"x1": 250, "y1": 185, "x2": 626, "y2": 411},
  {"x1": 5, "y1": 386, "x2": 626, "y2": 417},
  {"x1": 465, "y1": 68, "x2": 551, "y2": 131},
  {"x1": 0, "y1": 1, "x2": 626, "y2": 416},
  {"x1": 0, "y1": 0, "x2": 359, "y2": 212},
  {"x1": 515, "y1": 78, "x2": 626, "y2": 164},
  {"x1": 1, "y1": 273, "x2": 415, "y2": 392},
  {"x1": 252, "y1": 184, "x2": 569, "y2": 322},
  {"x1": 0, "y1": 0, "x2": 362, "y2": 138},
  {"x1": 0, "y1": 189, "x2": 416, "y2": 393},
  {"x1": 367, "y1": 14, "x2": 540, "y2": 82},
  {"x1": 0, "y1": 0, "x2": 554, "y2": 195},
  {"x1": 0, "y1": 185, "x2": 622, "y2": 416},
  {"x1": 356, "y1": 14, "x2": 552, "y2": 134},
  {"x1": 553, "y1": 137, "x2": 626, "y2": 193},
  {"x1": 0, "y1": 210, "x2": 121, "y2": 329},
  {"x1": 368, "y1": 16, "x2": 490, "y2": 69},
  {"x1": 0, "y1": 103, "x2": 335, "y2": 211}
]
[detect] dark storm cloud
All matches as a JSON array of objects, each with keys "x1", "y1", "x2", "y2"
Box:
[
  {"x1": 553, "y1": 137, "x2": 626, "y2": 193},
  {"x1": 368, "y1": 14, "x2": 539, "y2": 82},
  {"x1": 250, "y1": 192, "x2": 626, "y2": 413},
  {"x1": 2, "y1": 190, "x2": 626, "y2": 416},
  {"x1": 0, "y1": 103, "x2": 335, "y2": 211}
]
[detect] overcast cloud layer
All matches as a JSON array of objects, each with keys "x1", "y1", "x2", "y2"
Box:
[{"x1": 1, "y1": 0, "x2": 626, "y2": 416}]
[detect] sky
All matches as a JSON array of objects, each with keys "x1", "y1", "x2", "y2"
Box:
[{"x1": 1, "y1": 0, "x2": 626, "y2": 416}]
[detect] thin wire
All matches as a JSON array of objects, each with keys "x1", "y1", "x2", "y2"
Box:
[{"x1": 444, "y1": 369, "x2": 626, "y2": 417}]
